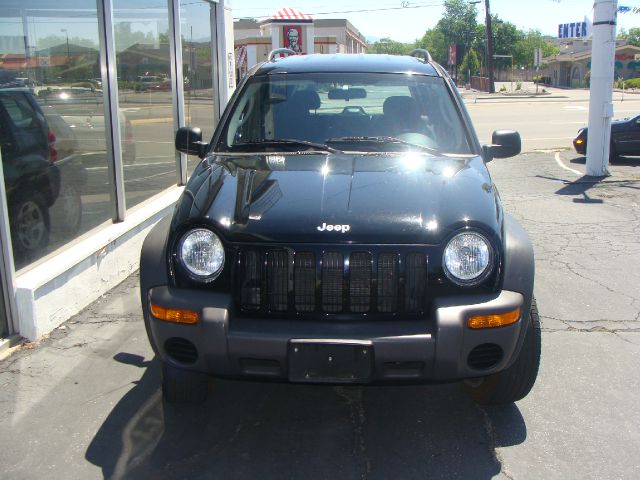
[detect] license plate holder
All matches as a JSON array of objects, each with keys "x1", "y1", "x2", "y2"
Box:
[{"x1": 288, "y1": 340, "x2": 373, "y2": 383}]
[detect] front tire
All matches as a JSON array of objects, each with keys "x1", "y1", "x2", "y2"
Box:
[
  {"x1": 162, "y1": 363, "x2": 209, "y2": 403},
  {"x1": 609, "y1": 142, "x2": 618, "y2": 162},
  {"x1": 10, "y1": 193, "x2": 50, "y2": 262},
  {"x1": 464, "y1": 299, "x2": 541, "y2": 405}
]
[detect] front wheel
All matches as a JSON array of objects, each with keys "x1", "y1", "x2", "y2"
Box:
[
  {"x1": 464, "y1": 298, "x2": 541, "y2": 405},
  {"x1": 10, "y1": 193, "x2": 50, "y2": 262},
  {"x1": 162, "y1": 362, "x2": 209, "y2": 403},
  {"x1": 609, "y1": 142, "x2": 618, "y2": 162}
]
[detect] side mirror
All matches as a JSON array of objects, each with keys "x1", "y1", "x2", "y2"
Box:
[
  {"x1": 175, "y1": 126, "x2": 207, "y2": 157},
  {"x1": 483, "y1": 130, "x2": 521, "y2": 161}
]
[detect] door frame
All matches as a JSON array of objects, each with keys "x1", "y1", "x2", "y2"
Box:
[{"x1": 0, "y1": 149, "x2": 18, "y2": 337}]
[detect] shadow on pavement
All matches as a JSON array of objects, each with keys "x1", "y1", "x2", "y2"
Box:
[
  {"x1": 555, "y1": 175, "x2": 607, "y2": 203},
  {"x1": 570, "y1": 155, "x2": 639, "y2": 167},
  {"x1": 86, "y1": 354, "x2": 527, "y2": 480}
]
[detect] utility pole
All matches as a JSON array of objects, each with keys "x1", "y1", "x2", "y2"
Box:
[
  {"x1": 484, "y1": 0, "x2": 495, "y2": 93},
  {"x1": 61, "y1": 29, "x2": 70, "y2": 64},
  {"x1": 586, "y1": 0, "x2": 618, "y2": 177}
]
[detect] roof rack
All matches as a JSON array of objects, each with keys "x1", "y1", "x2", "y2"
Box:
[
  {"x1": 268, "y1": 48, "x2": 297, "y2": 62},
  {"x1": 409, "y1": 49, "x2": 433, "y2": 63}
]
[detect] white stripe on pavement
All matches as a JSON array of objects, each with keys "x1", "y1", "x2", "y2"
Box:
[{"x1": 554, "y1": 152, "x2": 582, "y2": 176}]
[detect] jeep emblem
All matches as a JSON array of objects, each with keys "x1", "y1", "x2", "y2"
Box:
[{"x1": 317, "y1": 222, "x2": 350, "y2": 233}]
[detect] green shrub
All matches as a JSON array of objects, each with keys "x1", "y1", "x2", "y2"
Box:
[
  {"x1": 622, "y1": 78, "x2": 640, "y2": 88},
  {"x1": 515, "y1": 81, "x2": 522, "y2": 91}
]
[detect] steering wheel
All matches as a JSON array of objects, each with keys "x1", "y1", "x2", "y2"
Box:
[{"x1": 341, "y1": 105, "x2": 367, "y2": 115}]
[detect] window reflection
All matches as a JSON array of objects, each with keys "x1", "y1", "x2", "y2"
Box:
[
  {"x1": 181, "y1": 0, "x2": 217, "y2": 176},
  {"x1": 0, "y1": 2, "x2": 112, "y2": 270},
  {"x1": 114, "y1": 0, "x2": 177, "y2": 210}
]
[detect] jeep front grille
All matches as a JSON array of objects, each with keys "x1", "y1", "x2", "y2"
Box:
[{"x1": 237, "y1": 248, "x2": 428, "y2": 316}]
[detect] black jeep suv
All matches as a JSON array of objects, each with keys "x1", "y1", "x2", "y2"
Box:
[{"x1": 140, "y1": 51, "x2": 540, "y2": 405}]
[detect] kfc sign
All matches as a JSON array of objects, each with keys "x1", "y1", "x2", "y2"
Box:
[{"x1": 283, "y1": 26, "x2": 303, "y2": 53}]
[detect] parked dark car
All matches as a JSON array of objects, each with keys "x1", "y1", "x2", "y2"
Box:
[
  {"x1": 140, "y1": 52, "x2": 539, "y2": 405},
  {"x1": 573, "y1": 114, "x2": 640, "y2": 159},
  {"x1": 0, "y1": 88, "x2": 60, "y2": 262}
]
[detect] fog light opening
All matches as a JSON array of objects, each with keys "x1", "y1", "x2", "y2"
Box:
[
  {"x1": 468, "y1": 307, "x2": 520, "y2": 329},
  {"x1": 150, "y1": 303, "x2": 199, "y2": 324}
]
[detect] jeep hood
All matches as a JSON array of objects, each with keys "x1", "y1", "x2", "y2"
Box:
[{"x1": 173, "y1": 153, "x2": 503, "y2": 245}]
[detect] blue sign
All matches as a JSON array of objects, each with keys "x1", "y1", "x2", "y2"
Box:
[{"x1": 558, "y1": 22, "x2": 588, "y2": 39}]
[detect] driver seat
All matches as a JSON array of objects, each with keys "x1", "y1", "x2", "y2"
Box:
[{"x1": 379, "y1": 96, "x2": 424, "y2": 135}]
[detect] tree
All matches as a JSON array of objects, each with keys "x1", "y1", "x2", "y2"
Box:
[
  {"x1": 459, "y1": 48, "x2": 481, "y2": 82},
  {"x1": 491, "y1": 18, "x2": 522, "y2": 56},
  {"x1": 436, "y1": 0, "x2": 480, "y2": 48},
  {"x1": 618, "y1": 27, "x2": 640, "y2": 47},
  {"x1": 37, "y1": 34, "x2": 98, "y2": 51},
  {"x1": 415, "y1": 29, "x2": 447, "y2": 65},
  {"x1": 114, "y1": 23, "x2": 156, "y2": 52},
  {"x1": 368, "y1": 38, "x2": 414, "y2": 55},
  {"x1": 513, "y1": 30, "x2": 560, "y2": 68}
]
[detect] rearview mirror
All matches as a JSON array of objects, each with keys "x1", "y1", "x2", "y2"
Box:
[
  {"x1": 483, "y1": 130, "x2": 521, "y2": 161},
  {"x1": 175, "y1": 126, "x2": 207, "y2": 157},
  {"x1": 328, "y1": 87, "x2": 367, "y2": 100}
]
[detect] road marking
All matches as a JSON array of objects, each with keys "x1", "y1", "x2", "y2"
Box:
[
  {"x1": 554, "y1": 151, "x2": 582, "y2": 176},
  {"x1": 130, "y1": 117, "x2": 173, "y2": 125},
  {"x1": 563, "y1": 106, "x2": 588, "y2": 110}
]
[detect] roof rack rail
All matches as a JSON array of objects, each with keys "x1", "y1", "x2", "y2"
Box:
[
  {"x1": 268, "y1": 48, "x2": 297, "y2": 62},
  {"x1": 409, "y1": 49, "x2": 432, "y2": 63}
]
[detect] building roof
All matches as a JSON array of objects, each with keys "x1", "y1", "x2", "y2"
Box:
[
  {"x1": 545, "y1": 43, "x2": 640, "y2": 64},
  {"x1": 267, "y1": 7, "x2": 312, "y2": 22}
]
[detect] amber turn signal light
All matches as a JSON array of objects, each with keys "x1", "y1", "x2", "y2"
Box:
[
  {"x1": 150, "y1": 303, "x2": 199, "y2": 324},
  {"x1": 468, "y1": 308, "x2": 521, "y2": 329},
  {"x1": 575, "y1": 139, "x2": 584, "y2": 144}
]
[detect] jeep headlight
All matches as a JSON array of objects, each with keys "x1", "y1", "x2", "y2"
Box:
[
  {"x1": 178, "y1": 228, "x2": 225, "y2": 281},
  {"x1": 443, "y1": 232, "x2": 493, "y2": 285}
]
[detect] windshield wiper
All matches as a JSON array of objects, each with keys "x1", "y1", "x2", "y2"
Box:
[
  {"x1": 325, "y1": 136, "x2": 440, "y2": 154},
  {"x1": 230, "y1": 138, "x2": 342, "y2": 154}
]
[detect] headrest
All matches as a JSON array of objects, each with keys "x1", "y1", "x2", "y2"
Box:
[
  {"x1": 291, "y1": 90, "x2": 321, "y2": 110},
  {"x1": 383, "y1": 96, "x2": 419, "y2": 119}
]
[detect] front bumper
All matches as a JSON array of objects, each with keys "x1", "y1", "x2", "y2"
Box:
[{"x1": 143, "y1": 287, "x2": 526, "y2": 384}]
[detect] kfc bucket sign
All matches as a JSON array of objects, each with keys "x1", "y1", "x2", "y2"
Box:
[{"x1": 283, "y1": 26, "x2": 303, "y2": 53}]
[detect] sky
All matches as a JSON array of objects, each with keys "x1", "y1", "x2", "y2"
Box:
[{"x1": 232, "y1": 0, "x2": 640, "y2": 43}]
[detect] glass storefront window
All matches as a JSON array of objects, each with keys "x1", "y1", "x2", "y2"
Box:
[
  {"x1": 0, "y1": 2, "x2": 113, "y2": 270},
  {"x1": 180, "y1": 0, "x2": 218, "y2": 176},
  {"x1": 114, "y1": 0, "x2": 177, "y2": 210}
]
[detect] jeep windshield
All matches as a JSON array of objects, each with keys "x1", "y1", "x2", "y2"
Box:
[{"x1": 216, "y1": 72, "x2": 473, "y2": 155}]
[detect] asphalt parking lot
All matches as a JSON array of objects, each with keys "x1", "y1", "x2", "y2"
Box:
[{"x1": 1, "y1": 150, "x2": 639, "y2": 479}]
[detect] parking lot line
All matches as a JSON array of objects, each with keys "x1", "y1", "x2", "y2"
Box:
[{"x1": 554, "y1": 152, "x2": 582, "y2": 176}]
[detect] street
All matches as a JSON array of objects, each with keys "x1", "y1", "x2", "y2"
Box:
[
  {"x1": 1, "y1": 130, "x2": 639, "y2": 477},
  {"x1": 465, "y1": 84, "x2": 640, "y2": 153}
]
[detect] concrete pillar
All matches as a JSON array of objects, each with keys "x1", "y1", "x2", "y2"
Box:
[
  {"x1": 271, "y1": 26, "x2": 279, "y2": 51},
  {"x1": 305, "y1": 24, "x2": 314, "y2": 54},
  {"x1": 586, "y1": 0, "x2": 618, "y2": 176},
  {"x1": 214, "y1": 0, "x2": 236, "y2": 110},
  {"x1": 246, "y1": 44, "x2": 258, "y2": 68}
]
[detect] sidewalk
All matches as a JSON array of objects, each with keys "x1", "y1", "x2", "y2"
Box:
[
  {"x1": 460, "y1": 82, "x2": 640, "y2": 102},
  {"x1": 1, "y1": 151, "x2": 639, "y2": 479}
]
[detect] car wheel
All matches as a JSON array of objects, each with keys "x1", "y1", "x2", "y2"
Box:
[
  {"x1": 10, "y1": 194, "x2": 50, "y2": 259},
  {"x1": 609, "y1": 142, "x2": 618, "y2": 162},
  {"x1": 464, "y1": 298, "x2": 541, "y2": 405},
  {"x1": 162, "y1": 362, "x2": 209, "y2": 403}
]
